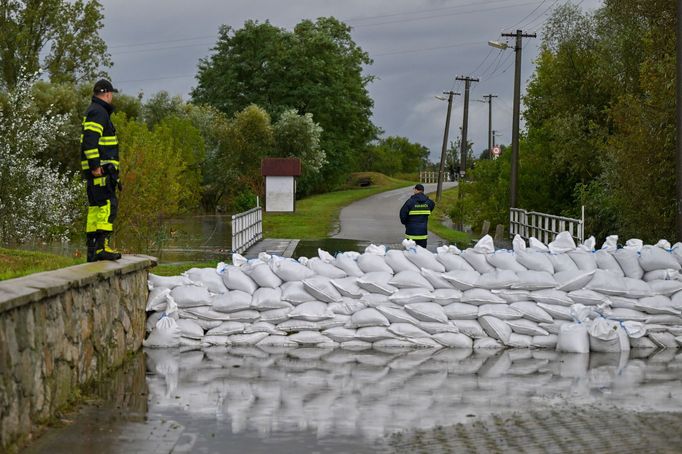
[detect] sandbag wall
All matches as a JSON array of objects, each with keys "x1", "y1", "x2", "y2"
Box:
[{"x1": 144, "y1": 235, "x2": 682, "y2": 351}]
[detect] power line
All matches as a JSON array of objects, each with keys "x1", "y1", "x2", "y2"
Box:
[
  {"x1": 345, "y1": 0, "x2": 529, "y2": 23},
  {"x1": 507, "y1": 0, "x2": 547, "y2": 30}
]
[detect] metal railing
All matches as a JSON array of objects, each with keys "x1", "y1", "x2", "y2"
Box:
[
  {"x1": 231, "y1": 204, "x2": 263, "y2": 254},
  {"x1": 419, "y1": 171, "x2": 452, "y2": 184},
  {"x1": 510, "y1": 206, "x2": 585, "y2": 245}
]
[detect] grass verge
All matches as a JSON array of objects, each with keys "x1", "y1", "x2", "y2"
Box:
[
  {"x1": 264, "y1": 172, "x2": 416, "y2": 239},
  {"x1": 0, "y1": 248, "x2": 84, "y2": 281},
  {"x1": 426, "y1": 187, "x2": 474, "y2": 248},
  {"x1": 152, "y1": 261, "x2": 221, "y2": 276}
]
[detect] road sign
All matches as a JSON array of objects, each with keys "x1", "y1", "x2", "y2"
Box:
[{"x1": 492, "y1": 146, "x2": 501, "y2": 157}]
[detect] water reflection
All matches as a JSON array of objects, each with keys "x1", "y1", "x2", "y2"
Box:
[
  {"x1": 158, "y1": 215, "x2": 232, "y2": 262},
  {"x1": 145, "y1": 347, "x2": 682, "y2": 447}
]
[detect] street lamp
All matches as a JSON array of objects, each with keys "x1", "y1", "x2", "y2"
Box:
[{"x1": 487, "y1": 40, "x2": 509, "y2": 50}]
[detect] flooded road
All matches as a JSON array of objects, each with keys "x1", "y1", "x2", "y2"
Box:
[{"x1": 23, "y1": 347, "x2": 682, "y2": 453}]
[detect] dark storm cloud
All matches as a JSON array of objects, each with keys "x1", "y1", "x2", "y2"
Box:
[{"x1": 99, "y1": 0, "x2": 602, "y2": 160}]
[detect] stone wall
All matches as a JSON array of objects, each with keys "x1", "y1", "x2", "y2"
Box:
[{"x1": 0, "y1": 255, "x2": 156, "y2": 450}]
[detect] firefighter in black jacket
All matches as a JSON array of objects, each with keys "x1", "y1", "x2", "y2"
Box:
[
  {"x1": 399, "y1": 184, "x2": 435, "y2": 248},
  {"x1": 81, "y1": 79, "x2": 122, "y2": 262}
]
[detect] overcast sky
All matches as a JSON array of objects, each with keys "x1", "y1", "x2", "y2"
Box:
[{"x1": 99, "y1": 0, "x2": 602, "y2": 161}]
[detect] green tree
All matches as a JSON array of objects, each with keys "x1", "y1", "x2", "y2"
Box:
[
  {"x1": 0, "y1": 0, "x2": 111, "y2": 89},
  {"x1": 363, "y1": 136, "x2": 430, "y2": 176}
]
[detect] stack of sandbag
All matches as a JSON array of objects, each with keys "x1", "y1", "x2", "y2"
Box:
[{"x1": 143, "y1": 232, "x2": 682, "y2": 350}]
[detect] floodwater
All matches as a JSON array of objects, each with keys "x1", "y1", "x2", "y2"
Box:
[
  {"x1": 157, "y1": 215, "x2": 233, "y2": 263},
  {"x1": 24, "y1": 347, "x2": 682, "y2": 453},
  {"x1": 292, "y1": 238, "x2": 370, "y2": 259}
]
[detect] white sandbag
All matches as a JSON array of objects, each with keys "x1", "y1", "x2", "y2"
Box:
[
  {"x1": 639, "y1": 245, "x2": 681, "y2": 272},
  {"x1": 672, "y1": 243, "x2": 682, "y2": 266},
  {"x1": 478, "y1": 304, "x2": 523, "y2": 320},
  {"x1": 327, "y1": 277, "x2": 363, "y2": 299},
  {"x1": 601, "y1": 235, "x2": 619, "y2": 252},
  {"x1": 201, "y1": 335, "x2": 230, "y2": 345},
  {"x1": 472, "y1": 234, "x2": 495, "y2": 253},
  {"x1": 604, "y1": 307, "x2": 649, "y2": 322},
  {"x1": 244, "y1": 321, "x2": 286, "y2": 335},
  {"x1": 460, "y1": 249, "x2": 495, "y2": 273},
  {"x1": 539, "y1": 321, "x2": 569, "y2": 335},
  {"x1": 567, "y1": 250, "x2": 598, "y2": 271},
  {"x1": 317, "y1": 314, "x2": 350, "y2": 330},
  {"x1": 176, "y1": 318, "x2": 205, "y2": 339},
  {"x1": 648, "y1": 279, "x2": 682, "y2": 296},
  {"x1": 251, "y1": 287, "x2": 291, "y2": 310},
  {"x1": 148, "y1": 273, "x2": 193, "y2": 290},
  {"x1": 388, "y1": 288, "x2": 434, "y2": 305},
  {"x1": 594, "y1": 250, "x2": 625, "y2": 277},
  {"x1": 289, "y1": 301, "x2": 335, "y2": 321},
  {"x1": 529, "y1": 237, "x2": 549, "y2": 251},
  {"x1": 356, "y1": 272, "x2": 397, "y2": 296},
  {"x1": 635, "y1": 295, "x2": 682, "y2": 315},
  {"x1": 389, "y1": 270, "x2": 435, "y2": 290},
  {"x1": 588, "y1": 318, "x2": 630, "y2": 352},
  {"x1": 242, "y1": 261, "x2": 283, "y2": 288},
  {"x1": 506, "y1": 333, "x2": 533, "y2": 348},
  {"x1": 328, "y1": 298, "x2": 366, "y2": 316},
  {"x1": 461, "y1": 288, "x2": 506, "y2": 306},
  {"x1": 420, "y1": 268, "x2": 455, "y2": 289},
  {"x1": 643, "y1": 269, "x2": 681, "y2": 281},
  {"x1": 388, "y1": 322, "x2": 431, "y2": 338},
  {"x1": 206, "y1": 321, "x2": 245, "y2": 336},
  {"x1": 621, "y1": 320, "x2": 646, "y2": 338},
  {"x1": 432, "y1": 332, "x2": 473, "y2": 348},
  {"x1": 418, "y1": 322, "x2": 458, "y2": 334},
  {"x1": 302, "y1": 276, "x2": 343, "y2": 303},
  {"x1": 585, "y1": 269, "x2": 628, "y2": 296},
  {"x1": 280, "y1": 281, "x2": 316, "y2": 304},
  {"x1": 553, "y1": 269, "x2": 596, "y2": 293},
  {"x1": 403, "y1": 246, "x2": 446, "y2": 272},
  {"x1": 648, "y1": 331, "x2": 679, "y2": 348},
  {"x1": 451, "y1": 319, "x2": 487, "y2": 338},
  {"x1": 645, "y1": 314, "x2": 682, "y2": 325},
  {"x1": 146, "y1": 287, "x2": 171, "y2": 312},
  {"x1": 491, "y1": 289, "x2": 531, "y2": 303},
  {"x1": 276, "y1": 319, "x2": 322, "y2": 332},
  {"x1": 486, "y1": 250, "x2": 527, "y2": 272},
  {"x1": 556, "y1": 304, "x2": 591, "y2": 353},
  {"x1": 270, "y1": 258, "x2": 316, "y2": 282},
  {"x1": 567, "y1": 289, "x2": 609, "y2": 306},
  {"x1": 256, "y1": 335, "x2": 299, "y2": 347},
  {"x1": 432, "y1": 288, "x2": 463, "y2": 305},
  {"x1": 333, "y1": 252, "x2": 364, "y2": 277},
  {"x1": 385, "y1": 249, "x2": 420, "y2": 273},
  {"x1": 307, "y1": 257, "x2": 347, "y2": 279},
  {"x1": 609, "y1": 296, "x2": 638, "y2": 309},
  {"x1": 444, "y1": 302, "x2": 479, "y2": 320},
  {"x1": 171, "y1": 285, "x2": 211, "y2": 308},
  {"x1": 623, "y1": 278, "x2": 654, "y2": 298},
  {"x1": 350, "y1": 308, "x2": 391, "y2": 328},
  {"x1": 354, "y1": 326, "x2": 396, "y2": 342},
  {"x1": 677, "y1": 336, "x2": 682, "y2": 347},
  {"x1": 510, "y1": 302, "x2": 554, "y2": 323},
  {"x1": 436, "y1": 252, "x2": 476, "y2": 272},
  {"x1": 185, "y1": 267, "x2": 228, "y2": 294},
  {"x1": 146, "y1": 311, "x2": 172, "y2": 333},
  {"x1": 479, "y1": 315, "x2": 512, "y2": 344},
  {"x1": 189, "y1": 318, "x2": 222, "y2": 331},
  {"x1": 506, "y1": 318, "x2": 549, "y2": 336},
  {"x1": 548, "y1": 232, "x2": 577, "y2": 254},
  {"x1": 357, "y1": 253, "x2": 393, "y2": 273},
  {"x1": 629, "y1": 336, "x2": 658, "y2": 349},
  {"x1": 259, "y1": 308, "x2": 292, "y2": 324},
  {"x1": 532, "y1": 334, "x2": 559, "y2": 348},
  {"x1": 476, "y1": 269, "x2": 518, "y2": 289},
  {"x1": 547, "y1": 253, "x2": 579, "y2": 272},
  {"x1": 211, "y1": 291, "x2": 252, "y2": 313},
  {"x1": 512, "y1": 271, "x2": 556, "y2": 290},
  {"x1": 340, "y1": 340, "x2": 373, "y2": 351},
  {"x1": 376, "y1": 306, "x2": 421, "y2": 325},
  {"x1": 143, "y1": 315, "x2": 181, "y2": 348},
  {"x1": 515, "y1": 250, "x2": 554, "y2": 274},
  {"x1": 227, "y1": 310, "x2": 260, "y2": 322},
  {"x1": 473, "y1": 337, "x2": 503, "y2": 349},
  {"x1": 512, "y1": 234, "x2": 526, "y2": 252},
  {"x1": 323, "y1": 327, "x2": 357, "y2": 343},
  {"x1": 220, "y1": 266, "x2": 258, "y2": 294},
  {"x1": 613, "y1": 249, "x2": 644, "y2": 279},
  {"x1": 404, "y1": 303, "x2": 449, "y2": 323},
  {"x1": 406, "y1": 337, "x2": 443, "y2": 348},
  {"x1": 287, "y1": 331, "x2": 333, "y2": 345},
  {"x1": 360, "y1": 293, "x2": 391, "y2": 308},
  {"x1": 671, "y1": 291, "x2": 682, "y2": 310},
  {"x1": 229, "y1": 332, "x2": 270, "y2": 346},
  {"x1": 537, "y1": 303, "x2": 573, "y2": 321},
  {"x1": 441, "y1": 270, "x2": 481, "y2": 290}
]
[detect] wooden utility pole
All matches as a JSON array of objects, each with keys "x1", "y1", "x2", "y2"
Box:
[
  {"x1": 437, "y1": 91, "x2": 460, "y2": 202},
  {"x1": 455, "y1": 75, "x2": 479, "y2": 183},
  {"x1": 677, "y1": 0, "x2": 682, "y2": 239},
  {"x1": 501, "y1": 30, "x2": 536, "y2": 208},
  {"x1": 483, "y1": 94, "x2": 498, "y2": 158}
]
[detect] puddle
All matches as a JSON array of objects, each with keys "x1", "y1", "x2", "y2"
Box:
[{"x1": 293, "y1": 238, "x2": 370, "y2": 259}]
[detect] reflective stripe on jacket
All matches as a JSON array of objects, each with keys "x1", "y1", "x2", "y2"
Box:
[
  {"x1": 80, "y1": 96, "x2": 118, "y2": 178},
  {"x1": 399, "y1": 192, "x2": 435, "y2": 238}
]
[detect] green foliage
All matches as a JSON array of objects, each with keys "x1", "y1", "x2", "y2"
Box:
[
  {"x1": 0, "y1": 0, "x2": 111, "y2": 89},
  {"x1": 362, "y1": 136, "x2": 430, "y2": 176},
  {"x1": 192, "y1": 17, "x2": 377, "y2": 192}
]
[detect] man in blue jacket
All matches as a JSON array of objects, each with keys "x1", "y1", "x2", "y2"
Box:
[{"x1": 399, "y1": 184, "x2": 435, "y2": 248}]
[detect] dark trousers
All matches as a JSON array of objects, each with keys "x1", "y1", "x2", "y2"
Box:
[{"x1": 415, "y1": 238, "x2": 427, "y2": 248}]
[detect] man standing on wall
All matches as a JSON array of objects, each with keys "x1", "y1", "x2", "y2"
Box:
[
  {"x1": 81, "y1": 79, "x2": 122, "y2": 262},
  {"x1": 399, "y1": 184, "x2": 435, "y2": 248}
]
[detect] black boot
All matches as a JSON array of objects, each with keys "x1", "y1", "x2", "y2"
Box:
[
  {"x1": 94, "y1": 232, "x2": 122, "y2": 261},
  {"x1": 86, "y1": 233, "x2": 98, "y2": 262}
]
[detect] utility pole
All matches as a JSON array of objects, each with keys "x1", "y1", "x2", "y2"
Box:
[
  {"x1": 483, "y1": 94, "x2": 498, "y2": 158},
  {"x1": 501, "y1": 30, "x2": 536, "y2": 209},
  {"x1": 675, "y1": 0, "x2": 682, "y2": 241},
  {"x1": 436, "y1": 91, "x2": 460, "y2": 202},
  {"x1": 455, "y1": 76, "x2": 479, "y2": 183}
]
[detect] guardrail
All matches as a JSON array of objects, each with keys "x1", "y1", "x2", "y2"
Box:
[
  {"x1": 231, "y1": 205, "x2": 263, "y2": 254},
  {"x1": 510, "y1": 206, "x2": 584, "y2": 245}
]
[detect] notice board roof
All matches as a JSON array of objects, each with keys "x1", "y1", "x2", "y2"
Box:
[{"x1": 261, "y1": 158, "x2": 302, "y2": 176}]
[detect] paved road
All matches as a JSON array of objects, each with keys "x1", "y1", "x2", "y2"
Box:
[{"x1": 332, "y1": 182, "x2": 458, "y2": 249}]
